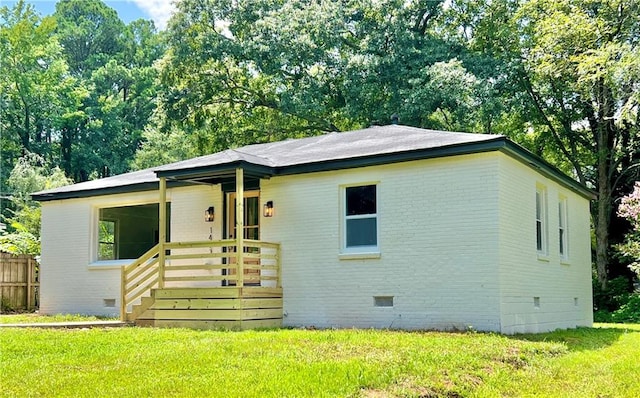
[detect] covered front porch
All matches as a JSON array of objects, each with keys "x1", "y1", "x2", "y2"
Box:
[{"x1": 120, "y1": 167, "x2": 283, "y2": 329}]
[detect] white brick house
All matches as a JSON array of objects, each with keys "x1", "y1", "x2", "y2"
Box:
[{"x1": 33, "y1": 125, "x2": 594, "y2": 333}]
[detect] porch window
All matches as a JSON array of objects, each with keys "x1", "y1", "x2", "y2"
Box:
[
  {"x1": 344, "y1": 184, "x2": 378, "y2": 252},
  {"x1": 96, "y1": 203, "x2": 170, "y2": 261}
]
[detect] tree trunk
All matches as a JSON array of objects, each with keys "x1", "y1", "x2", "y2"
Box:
[
  {"x1": 61, "y1": 127, "x2": 72, "y2": 176},
  {"x1": 595, "y1": 179, "x2": 610, "y2": 290},
  {"x1": 20, "y1": 104, "x2": 31, "y2": 151},
  {"x1": 594, "y1": 79, "x2": 616, "y2": 290}
]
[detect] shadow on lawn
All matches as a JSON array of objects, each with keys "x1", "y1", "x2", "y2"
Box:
[{"x1": 510, "y1": 324, "x2": 639, "y2": 352}]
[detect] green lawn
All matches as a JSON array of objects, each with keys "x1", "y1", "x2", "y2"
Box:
[
  {"x1": 0, "y1": 313, "x2": 117, "y2": 324},
  {"x1": 1, "y1": 321, "x2": 638, "y2": 397}
]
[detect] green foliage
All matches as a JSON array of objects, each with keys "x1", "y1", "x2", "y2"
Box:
[
  {"x1": 0, "y1": 222, "x2": 39, "y2": 256},
  {"x1": 97, "y1": 219, "x2": 115, "y2": 260},
  {"x1": 611, "y1": 294, "x2": 640, "y2": 323},
  {"x1": 0, "y1": 296, "x2": 15, "y2": 312},
  {"x1": 53, "y1": 0, "x2": 126, "y2": 76},
  {"x1": 0, "y1": 153, "x2": 72, "y2": 255},
  {"x1": 616, "y1": 182, "x2": 640, "y2": 278},
  {"x1": 51, "y1": 1, "x2": 165, "y2": 181},
  {"x1": 593, "y1": 276, "x2": 632, "y2": 313},
  {"x1": 154, "y1": 0, "x2": 504, "y2": 159},
  {"x1": 592, "y1": 275, "x2": 640, "y2": 323},
  {"x1": 131, "y1": 124, "x2": 200, "y2": 170},
  {"x1": 0, "y1": 0, "x2": 163, "y2": 202},
  {"x1": 442, "y1": 0, "x2": 640, "y2": 288},
  {"x1": 0, "y1": 0, "x2": 78, "y2": 176}
]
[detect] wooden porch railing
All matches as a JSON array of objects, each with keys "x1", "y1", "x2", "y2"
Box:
[{"x1": 120, "y1": 240, "x2": 281, "y2": 321}]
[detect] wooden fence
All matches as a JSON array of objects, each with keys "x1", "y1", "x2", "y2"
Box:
[{"x1": 0, "y1": 253, "x2": 39, "y2": 312}]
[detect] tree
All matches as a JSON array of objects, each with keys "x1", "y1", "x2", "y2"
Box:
[
  {"x1": 0, "y1": 153, "x2": 72, "y2": 255},
  {"x1": 517, "y1": 0, "x2": 640, "y2": 288},
  {"x1": 152, "y1": 0, "x2": 502, "y2": 159},
  {"x1": 0, "y1": 0, "x2": 81, "y2": 221},
  {"x1": 53, "y1": 1, "x2": 164, "y2": 180},
  {"x1": 443, "y1": 0, "x2": 640, "y2": 288},
  {"x1": 0, "y1": 0, "x2": 77, "y2": 157},
  {"x1": 53, "y1": 0, "x2": 126, "y2": 77}
]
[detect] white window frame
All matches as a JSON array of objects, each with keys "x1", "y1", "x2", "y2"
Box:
[
  {"x1": 536, "y1": 185, "x2": 548, "y2": 256},
  {"x1": 341, "y1": 183, "x2": 379, "y2": 255},
  {"x1": 558, "y1": 196, "x2": 569, "y2": 261}
]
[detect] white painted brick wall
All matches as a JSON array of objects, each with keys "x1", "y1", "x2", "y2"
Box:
[
  {"x1": 40, "y1": 151, "x2": 593, "y2": 332},
  {"x1": 170, "y1": 185, "x2": 223, "y2": 242},
  {"x1": 167, "y1": 185, "x2": 224, "y2": 287},
  {"x1": 497, "y1": 155, "x2": 593, "y2": 334},
  {"x1": 40, "y1": 190, "x2": 160, "y2": 316},
  {"x1": 40, "y1": 186, "x2": 226, "y2": 315},
  {"x1": 261, "y1": 153, "x2": 504, "y2": 331}
]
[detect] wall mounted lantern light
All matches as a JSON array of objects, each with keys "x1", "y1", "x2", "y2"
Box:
[
  {"x1": 263, "y1": 201, "x2": 274, "y2": 217},
  {"x1": 205, "y1": 206, "x2": 215, "y2": 222}
]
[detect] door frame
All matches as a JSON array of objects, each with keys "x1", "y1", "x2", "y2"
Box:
[
  {"x1": 224, "y1": 190, "x2": 261, "y2": 286},
  {"x1": 226, "y1": 190, "x2": 260, "y2": 240}
]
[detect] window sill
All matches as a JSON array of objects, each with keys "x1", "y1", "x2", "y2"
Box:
[
  {"x1": 560, "y1": 259, "x2": 571, "y2": 266},
  {"x1": 339, "y1": 252, "x2": 381, "y2": 260},
  {"x1": 537, "y1": 254, "x2": 550, "y2": 262},
  {"x1": 88, "y1": 259, "x2": 134, "y2": 269}
]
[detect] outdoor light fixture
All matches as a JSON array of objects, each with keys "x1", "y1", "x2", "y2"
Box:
[
  {"x1": 263, "y1": 201, "x2": 274, "y2": 217},
  {"x1": 205, "y1": 206, "x2": 215, "y2": 222}
]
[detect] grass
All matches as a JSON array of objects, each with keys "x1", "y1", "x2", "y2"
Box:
[
  {"x1": 0, "y1": 313, "x2": 117, "y2": 324},
  {"x1": 1, "y1": 321, "x2": 638, "y2": 397}
]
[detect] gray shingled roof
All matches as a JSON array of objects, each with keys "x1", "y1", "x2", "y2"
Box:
[
  {"x1": 32, "y1": 125, "x2": 593, "y2": 201},
  {"x1": 154, "y1": 125, "x2": 500, "y2": 172}
]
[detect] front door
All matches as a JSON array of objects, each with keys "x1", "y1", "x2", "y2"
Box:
[{"x1": 227, "y1": 191, "x2": 260, "y2": 285}]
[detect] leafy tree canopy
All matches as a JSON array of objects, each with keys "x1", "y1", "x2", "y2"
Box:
[{"x1": 0, "y1": 153, "x2": 72, "y2": 255}]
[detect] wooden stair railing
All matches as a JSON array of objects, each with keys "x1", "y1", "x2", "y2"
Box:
[
  {"x1": 120, "y1": 244, "x2": 160, "y2": 321},
  {"x1": 121, "y1": 240, "x2": 281, "y2": 322}
]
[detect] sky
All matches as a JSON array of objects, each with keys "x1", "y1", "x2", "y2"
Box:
[{"x1": 1, "y1": 0, "x2": 177, "y2": 30}]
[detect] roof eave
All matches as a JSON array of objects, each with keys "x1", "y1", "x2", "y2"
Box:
[
  {"x1": 31, "y1": 181, "x2": 192, "y2": 202},
  {"x1": 500, "y1": 141, "x2": 596, "y2": 200},
  {"x1": 274, "y1": 137, "x2": 507, "y2": 176}
]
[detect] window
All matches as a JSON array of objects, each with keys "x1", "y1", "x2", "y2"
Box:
[
  {"x1": 97, "y1": 203, "x2": 170, "y2": 261},
  {"x1": 535, "y1": 186, "x2": 547, "y2": 254},
  {"x1": 98, "y1": 219, "x2": 117, "y2": 260},
  {"x1": 558, "y1": 197, "x2": 568, "y2": 259},
  {"x1": 344, "y1": 184, "x2": 378, "y2": 252}
]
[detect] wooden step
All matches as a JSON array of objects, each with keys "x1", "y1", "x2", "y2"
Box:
[
  {"x1": 137, "y1": 308, "x2": 283, "y2": 321},
  {"x1": 131, "y1": 287, "x2": 283, "y2": 330},
  {"x1": 152, "y1": 287, "x2": 282, "y2": 299},
  {"x1": 126, "y1": 296, "x2": 154, "y2": 321},
  {"x1": 150, "y1": 297, "x2": 283, "y2": 310}
]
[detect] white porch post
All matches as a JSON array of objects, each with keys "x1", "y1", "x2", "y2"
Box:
[
  {"x1": 235, "y1": 168, "x2": 244, "y2": 288},
  {"x1": 158, "y1": 176, "x2": 167, "y2": 289}
]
